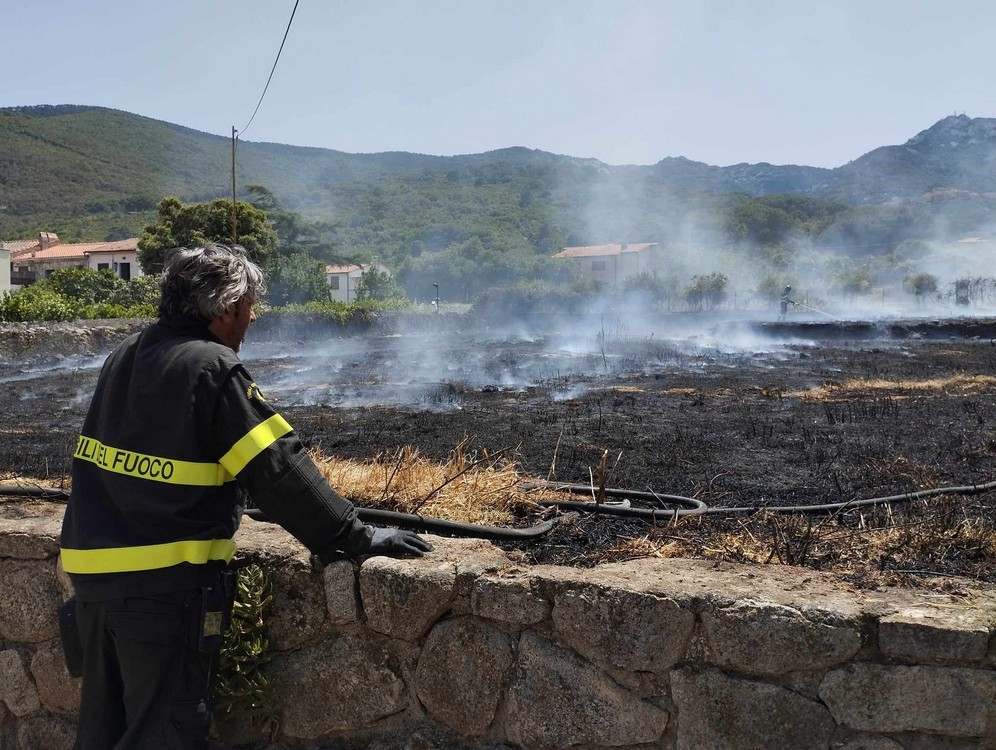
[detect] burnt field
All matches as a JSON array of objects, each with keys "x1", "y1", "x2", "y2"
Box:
[{"x1": 2, "y1": 313, "x2": 995, "y2": 586}]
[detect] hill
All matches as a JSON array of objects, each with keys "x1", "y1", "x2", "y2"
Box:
[{"x1": 2, "y1": 106, "x2": 995, "y2": 256}]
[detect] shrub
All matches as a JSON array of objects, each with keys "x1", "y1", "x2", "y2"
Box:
[
  {"x1": 47, "y1": 267, "x2": 123, "y2": 304},
  {"x1": 355, "y1": 268, "x2": 407, "y2": 302},
  {"x1": 106, "y1": 276, "x2": 161, "y2": 309},
  {"x1": 267, "y1": 298, "x2": 407, "y2": 325},
  {"x1": 0, "y1": 285, "x2": 83, "y2": 322}
]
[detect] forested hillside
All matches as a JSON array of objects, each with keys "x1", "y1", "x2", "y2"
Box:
[{"x1": 2, "y1": 105, "x2": 995, "y2": 303}]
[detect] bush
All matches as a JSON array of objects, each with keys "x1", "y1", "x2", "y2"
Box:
[
  {"x1": 0, "y1": 284, "x2": 83, "y2": 322},
  {"x1": 267, "y1": 298, "x2": 407, "y2": 325},
  {"x1": 47, "y1": 267, "x2": 123, "y2": 304},
  {"x1": 355, "y1": 268, "x2": 407, "y2": 302},
  {"x1": 265, "y1": 252, "x2": 329, "y2": 306},
  {"x1": 106, "y1": 276, "x2": 161, "y2": 309}
]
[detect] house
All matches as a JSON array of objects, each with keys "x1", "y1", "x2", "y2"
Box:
[
  {"x1": 324, "y1": 262, "x2": 390, "y2": 303},
  {"x1": 553, "y1": 243, "x2": 661, "y2": 287},
  {"x1": 0, "y1": 245, "x2": 10, "y2": 296},
  {"x1": 9, "y1": 233, "x2": 142, "y2": 285}
]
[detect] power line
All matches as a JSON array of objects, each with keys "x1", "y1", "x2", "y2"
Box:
[
  {"x1": 231, "y1": 0, "x2": 300, "y2": 245},
  {"x1": 238, "y1": 0, "x2": 300, "y2": 138}
]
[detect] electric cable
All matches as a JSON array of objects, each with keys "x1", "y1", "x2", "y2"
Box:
[{"x1": 238, "y1": 0, "x2": 301, "y2": 137}]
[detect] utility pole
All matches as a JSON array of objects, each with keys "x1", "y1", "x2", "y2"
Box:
[{"x1": 231, "y1": 127, "x2": 238, "y2": 246}]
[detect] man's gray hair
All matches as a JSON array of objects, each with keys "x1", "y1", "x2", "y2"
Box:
[{"x1": 158, "y1": 244, "x2": 267, "y2": 321}]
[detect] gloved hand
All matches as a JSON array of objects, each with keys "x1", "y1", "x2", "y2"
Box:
[{"x1": 367, "y1": 527, "x2": 434, "y2": 558}]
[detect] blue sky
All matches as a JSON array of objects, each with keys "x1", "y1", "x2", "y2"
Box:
[{"x1": 3, "y1": 0, "x2": 992, "y2": 167}]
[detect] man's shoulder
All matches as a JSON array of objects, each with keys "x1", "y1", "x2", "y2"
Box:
[{"x1": 142, "y1": 323, "x2": 241, "y2": 372}]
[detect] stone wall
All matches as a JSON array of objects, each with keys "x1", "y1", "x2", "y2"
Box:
[{"x1": 2, "y1": 501, "x2": 995, "y2": 750}]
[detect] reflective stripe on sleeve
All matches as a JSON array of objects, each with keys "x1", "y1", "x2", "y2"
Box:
[
  {"x1": 219, "y1": 414, "x2": 293, "y2": 477},
  {"x1": 60, "y1": 538, "x2": 237, "y2": 574},
  {"x1": 74, "y1": 436, "x2": 233, "y2": 486}
]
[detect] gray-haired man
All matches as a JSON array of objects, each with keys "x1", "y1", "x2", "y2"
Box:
[{"x1": 61, "y1": 244, "x2": 431, "y2": 748}]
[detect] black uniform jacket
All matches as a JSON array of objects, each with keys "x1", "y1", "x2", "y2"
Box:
[{"x1": 61, "y1": 313, "x2": 373, "y2": 601}]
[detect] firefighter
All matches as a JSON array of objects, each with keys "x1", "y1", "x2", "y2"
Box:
[
  {"x1": 779, "y1": 285, "x2": 795, "y2": 319},
  {"x1": 60, "y1": 244, "x2": 432, "y2": 748}
]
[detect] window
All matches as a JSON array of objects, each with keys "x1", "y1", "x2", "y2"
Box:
[
  {"x1": 329, "y1": 276, "x2": 340, "y2": 290},
  {"x1": 591, "y1": 260, "x2": 607, "y2": 271},
  {"x1": 97, "y1": 263, "x2": 109, "y2": 271}
]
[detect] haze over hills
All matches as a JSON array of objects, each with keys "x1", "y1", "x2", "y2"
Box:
[{"x1": 1, "y1": 105, "x2": 995, "y2": 256}]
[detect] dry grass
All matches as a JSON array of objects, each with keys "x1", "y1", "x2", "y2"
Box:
[
  {"x1": 600, "y1": 496, "x2": 996, "y2": 586},
  {"x1": 316, "y1": 437, "x2": 994, "y2": 583},
  {"x1": 310, "y1": 437, "x2": 996, "y2": 585},
  {"x1": 793, "y1": 374, "x2": 996, "y2": 402},
  {"x1": 311, "y1": 435, "x2": 559, "y2": 527}
]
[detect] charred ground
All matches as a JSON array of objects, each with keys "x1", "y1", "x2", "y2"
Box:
[{"x1": 2, "y1": 315, "x2": 995, "y2": 587}]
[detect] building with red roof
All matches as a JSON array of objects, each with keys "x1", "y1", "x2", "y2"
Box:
[
  {"x1": 7, "y1": 233, "x2": 142, "y2": 287},
  {"x1": 324, "y1": 261, "x2": 390, "y2": 303},
  {"x1": 553, "y1": 242, "x2": 660, "y2": 287}
]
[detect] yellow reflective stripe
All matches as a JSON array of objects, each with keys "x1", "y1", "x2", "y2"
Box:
[
  {"x1": 60, "y1": 538, "x2": 236, "y2": 574},
  {"x1": 219, "y1": 414, "x2": 293, "y2": 477},
  {"x1": 74, "y1": 436, "x2": 233, "y2": 486}
]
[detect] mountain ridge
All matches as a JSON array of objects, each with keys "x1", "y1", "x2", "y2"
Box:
[{"x1": 2, "y1": 105, "x2": 995, "y2": 242}]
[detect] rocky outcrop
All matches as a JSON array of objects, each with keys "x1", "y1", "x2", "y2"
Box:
[{"x1": 2, "y1": 501, "x2": 995, "y2": 749}]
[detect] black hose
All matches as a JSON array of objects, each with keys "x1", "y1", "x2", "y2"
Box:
[
  {"x1": 521, "y1": 481, "x2": 708, "y2": 520},
  {"x1": 0, "y1": 484, "x2": 564, "y2": 540},
  {"x1": 245, "y1": 506, "x2": 569, "y2": 541},
  {"x1": 4, "y1": 477, "x2": 995, "y2": 537},
  {"x1": 0, "y1": 485, "x2": 70, "y2": 499},
  {"x1": 522, "y1": 479, "x2": 996, "y2": 516},
  {"x1": 705, "y1": 479, "x2": 996, "y2": 516}
]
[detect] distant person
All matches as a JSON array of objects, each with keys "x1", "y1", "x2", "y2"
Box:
[
  {"x1": 779, "y1": 285, "x2": 795, "y2": 320},
  {"x1": 60, "y1": 243, "x2": 432, "y2": 748}
]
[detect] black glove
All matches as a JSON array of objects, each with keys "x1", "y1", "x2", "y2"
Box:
[{"x1": 367, "y1": 527, "x2": 434, "y2": 558}]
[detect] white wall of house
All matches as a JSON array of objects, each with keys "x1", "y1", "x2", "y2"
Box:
[
  {"x1": 325, "y1": 263, "x2": 391, "y2": 303},
  {"x1": 0, "y1": 248, "x2": 10, "y2": 295},
  {"x1": 326, "y1": 268, "x2": 366, "y2": 303},
  {"x1": 87, "y1": 251, "x2": 142, "y2": 281},
  {"x1": 571, "y1": 248, "x2": 660, "y2": 287}
]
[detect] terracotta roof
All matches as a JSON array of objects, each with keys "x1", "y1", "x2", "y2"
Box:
[
  {"x1": 553, "y1": 243, "x2": 657, "y2": 258},
  {"x1": 325, "y1": 264, "x2": 364, "y2": 274},
  {"x1": 15, "y1": 243, "x2": 105, "y2": 260},
  {"x1": 13, "y1": 238, "x2": 138, "y2": 261},
  {"x1": 86, "y1": 239, "x2": 140, "y2": 254},
  {"x1": 2, "y1": 239, "x2": 42, "y2": 254}
]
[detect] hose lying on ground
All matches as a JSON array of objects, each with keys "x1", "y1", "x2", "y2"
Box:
[
  {"x1": 0, "y1": 484, "x2": 566, "y2": 541},
  {"x1": 522, "y1": 479, "x2": 996, "y2": 518},
  {"x1": 244, "y1": 506, "x2": 570, "y2": 541},
  {"x1": 3, "y1": 477, "x2": 995, "y2": 537}
]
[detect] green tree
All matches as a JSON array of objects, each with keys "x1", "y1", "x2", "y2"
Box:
[
  {"x1": 137, "y1": 197, "x2": 278, "y2": 274},
  {"x1": 47, "y1": 267, "x2": 123, "y2": 304},
  {"x1": 355, "y1": 268, "x2": 407, "y2": 302},
  {"x1": 831, "y1": 266, "x2": 876, "y2": 301},
  {"x1": 684, "y1": 272, "x2": 729, "y2": 311},
  {"x1": 106, "y1": 276, "x2": 161, "y2": 308},
  {"x1": 903, "y1": 273, "x2": 939, "y2": 306},
  {"x1": 622, "y1": 271, "x2": 670, "y2": 310},
  {"x1": 246, "y1": 185, "x2": 340, "y2": 262},
  {"x1": 266, "y1": 252, "x2": 330, "y2": 306},
  {"x1": 0, "y1": 284, "x2": 82, "y2": 322}
]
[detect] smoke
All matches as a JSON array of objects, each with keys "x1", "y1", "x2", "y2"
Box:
[
  {"x1": 0, "y1": 354, "x2": 107, "y2": 387},
  {"x1": 240, "y1": 313, "x2": 811, "y2": 412}
]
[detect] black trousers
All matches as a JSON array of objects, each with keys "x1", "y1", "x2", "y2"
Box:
[{"x1": 74, "y1": 590, "x2": 219, "y2": 750}]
